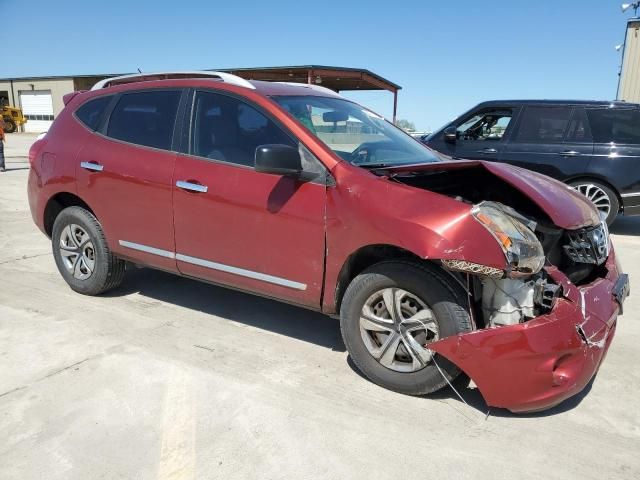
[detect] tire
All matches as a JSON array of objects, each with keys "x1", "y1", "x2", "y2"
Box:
[
  {"x1": 2, "y1": 118, "x2": 16, "y2": 133},
  {"x1": 51, "y1": 206, "x2": 125, "y2": 295},
  {"x1": 569, "y1": 180, "x2": 619, "y2": 226},
  {"x1": 340, "y1": 260, "x2": 472, "y2": 396}
]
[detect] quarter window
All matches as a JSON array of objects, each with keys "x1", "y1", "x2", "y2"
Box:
[
  {"x1": 106, "y1": 90, "x2": 181, "y2": 150},
  {"x1": 191, "y1": 91, "x2": 296, "y2": 167},
  {"x1": 456, "y1": 110, "x2": 512, "y2": 141},
  {"x1": 514, "y1": 107, "x2": 572, "y2": 143},
  {"x1": 586, "y1": 108, "x2": 640, "y2": 144},
  {"x1": 75, "y1": 96, "x2": 111, "y2": 130}
]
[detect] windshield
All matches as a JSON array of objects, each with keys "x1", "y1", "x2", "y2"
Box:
[{"x1": 272, "y1": 95, "x2": 441, "y2": 167}]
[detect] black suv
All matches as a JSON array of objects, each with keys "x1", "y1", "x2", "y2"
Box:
[{"x1": 424, "y1": 100, "x2": 640, "y2": 224}]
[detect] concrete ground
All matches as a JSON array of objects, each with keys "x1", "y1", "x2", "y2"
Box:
[{"x1": 1, "y1": 133, "x2": 639, "y2": 479}]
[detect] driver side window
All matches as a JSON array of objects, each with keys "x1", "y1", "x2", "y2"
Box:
[
  {"x1": 456, "y1": 109, "x2": 513, "y2": 141},
  {"x1": 191, "y1": 91, "x2": 296, "y2": 167}
]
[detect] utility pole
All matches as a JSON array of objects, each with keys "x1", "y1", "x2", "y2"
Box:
[{"x1": 622, "y1": 2, "x2": 640, "y2": 16}]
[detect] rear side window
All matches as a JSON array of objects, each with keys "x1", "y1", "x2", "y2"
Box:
[
  {"x1": 76, "y1": 96, "x2": 111, "y2": 131},
  {"x1": 107, "y1": 90, "x2": 181, "y2": 150},
  {"x1": 514, "y1": 106, "x2": 572, "y2": 143},
  {"x1": 586, "y1": 108, "x2": 640, "y2": 144}
]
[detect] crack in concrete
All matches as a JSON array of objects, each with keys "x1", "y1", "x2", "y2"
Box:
[
  {"x1": 41, "y1": 357, "x2": 94, "y2": 379},
  {"x1": 0, "y1": 354, "x2": 101, "y2": 400},
  {"x1": 0, "y1": 252, "x2": 51, "y2": 265},
  {"x1": 0, "y1": 323, "x2": 176, "y2": 401},
  {"x1": 0, "y1": 386, "x2": 27, "y2": 399},
  {"x1": 193, "y1": 344, "x2": 216, "y2": 353}
]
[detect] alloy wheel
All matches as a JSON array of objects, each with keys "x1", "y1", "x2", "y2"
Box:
[
  {"x1": 572, "y1": 183, "x2": 611, "y2": 218},
  {"x1": 59, "y1": 224, "x2": 96, "y2": 280},
  {"x1": 359, "y1": 288, "x2": 439, "y2": 373}
]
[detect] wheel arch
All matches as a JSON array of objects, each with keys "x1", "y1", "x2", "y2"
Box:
[
  {"x1": 332, "y1": 244, "x2": 455, "y2": 314},
  {"x1": 43, "y1": 192, "x2": 95, "y2": 237}
]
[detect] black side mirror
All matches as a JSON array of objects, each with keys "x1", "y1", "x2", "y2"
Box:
[
  {"x1": 444, "y1": 126, "x2": 457, "y2": 143},
  {"x1": 255, "y1": 144, "x2": 303, "y2": 178}
]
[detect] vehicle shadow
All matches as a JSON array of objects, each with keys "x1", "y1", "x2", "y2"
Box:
[
  {"x1": 347, "y1": 356, "x2": 594, "y2": 418},
  {"x1": 109, "y1": 267, "x2": 592, "y2": 416},
  {"x1": 610, "y1": 215, "x2": 640, "y2": 236},
  {"x1": 106, "y1": 267, "x2": 346, "y2": 352}
]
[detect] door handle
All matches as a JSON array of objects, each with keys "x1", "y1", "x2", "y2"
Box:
[
  {"x1": 176, "y1": 180, "x2": 208, "y2": 193},
  {"x1": 477, "y1": 148, "x2": 498, "y2": 154},
  {"x1": 80, "y1": 161, "x2": 104, "y2": 172},
  {"x1": 559, "y1": 150, "x2": 581, "y2": 157}
]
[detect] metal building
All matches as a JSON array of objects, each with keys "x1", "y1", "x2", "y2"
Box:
[
  {"x1": 0, "y1": 75, "x2": 118, "y2": 133},
  {"x1": 618, "y1": 18, "x2": 640, "y2": 102},
  {"x1": 0, "y1": 66, "x2": 401, "y2": 133}
]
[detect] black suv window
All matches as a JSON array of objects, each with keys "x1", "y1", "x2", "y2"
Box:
[
  {"x1": 107, "y1": 90, "x2": 181, "y2": 150},
  {"x1": 586, "y1": 108, "x2": 640, "y2": 144},
  {"x1": 191, "y1": 91, "x2": 296, "y2": 167},
  {"x1": 514, "y1": 106, "x2": 572, "y2": 143},
  {"x1": 565, "y1": 108, "x2": 592, "y2": 143},
  {"x1": 76, "y1": 96, "x2": 111, "y2": 131},
  {"x1": 456, "y1": 109, "x2": 512, "y2": 141}
]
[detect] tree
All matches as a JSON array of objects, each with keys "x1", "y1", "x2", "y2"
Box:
[{"x1": 396, "y1": 119, "x2": 416, "y2": 131}]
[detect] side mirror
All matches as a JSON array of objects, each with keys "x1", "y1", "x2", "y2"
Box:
[
  {"x1": 444, "y1": 126, "x2": 457, "y2": 143},
  {"x1": 255, "y1": 144, "x2": 303, "y2": 178}
]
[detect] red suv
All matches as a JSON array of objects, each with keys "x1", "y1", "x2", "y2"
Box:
[{"x1": 28, "y1": 72, "x2": 629, "y2": 413}]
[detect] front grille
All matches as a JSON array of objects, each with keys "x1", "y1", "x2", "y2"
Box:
[{"x1": 563, "y1": 223, "x2": 609, "y2": 265}]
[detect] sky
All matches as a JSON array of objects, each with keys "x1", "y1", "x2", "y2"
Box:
[{"x1": 0, "y1": 0, "x2": 634, "y2": 131}]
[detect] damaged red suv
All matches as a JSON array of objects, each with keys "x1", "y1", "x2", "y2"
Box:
[{"x1": 28, "y1": 72, "x2": 629, "y2": 412}]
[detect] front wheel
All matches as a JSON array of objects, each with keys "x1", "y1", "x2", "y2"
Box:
[
  {"x1": 51, "y1": 206, "x2": 126, "y2": 295},
  {"x1": 569, "y1": 180, "x2": 619, "y2": 226},
  {"x1": 340, "y1": 261, "x2": 472, "y2": 395}
]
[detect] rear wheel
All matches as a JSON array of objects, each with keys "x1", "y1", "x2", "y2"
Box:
[
  {"x1": 569, "y1": 180, "x2": 619, "y2": 225},
  {"x1": 340, "y1": 261, "x2": 472, "y2": 395},
  {"x1": 2, "y1": 118, "x2": 16, "y2": 133},
  {"x1": 51, "y1": 206, "x2": 125, "y2": 295}
]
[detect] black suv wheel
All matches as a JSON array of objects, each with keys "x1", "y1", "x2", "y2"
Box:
[{"x1": 569, "y1": 180, "x2": 619, "y2": 226}]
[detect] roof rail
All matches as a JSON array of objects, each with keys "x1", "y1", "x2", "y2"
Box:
[
  {"x1": 91, "y1": 71, "x2": 256, "y2": 91},
  {"x1": 276, "y1": 82, "x2": 340, "y2": 96}
]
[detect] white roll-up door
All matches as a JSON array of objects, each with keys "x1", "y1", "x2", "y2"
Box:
[{"x1": 20, "y1": 91, "x2": 54, "y2": 132}]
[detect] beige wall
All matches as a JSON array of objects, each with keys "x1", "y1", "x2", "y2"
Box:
[
  {"x1": 0, "y1": 78, "x2": 74, "y2": 116},
  {"x1": 618, "y1": 19, "x2": 640, "y2": 103}
]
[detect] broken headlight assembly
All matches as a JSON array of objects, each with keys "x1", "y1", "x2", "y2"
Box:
[{"x1": 471, "y1": 201, "x2": 545, "y2": 277}]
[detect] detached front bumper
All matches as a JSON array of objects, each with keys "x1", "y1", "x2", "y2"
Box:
[{"x1": 430, "y1": 249, "x2": 628, "y2": 413}]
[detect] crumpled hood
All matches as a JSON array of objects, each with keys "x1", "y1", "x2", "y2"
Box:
[{"x1": 383, "y1": 160, "x2": 600, "y2": 229}]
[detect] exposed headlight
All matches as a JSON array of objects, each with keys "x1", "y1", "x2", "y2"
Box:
[{"x1": 472, "y1": 201, "x2": 545, "y2": 277}]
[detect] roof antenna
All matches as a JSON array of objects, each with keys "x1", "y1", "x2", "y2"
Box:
[{"x1": 137, "y1": 68, "x2": 142, "y2": 73}]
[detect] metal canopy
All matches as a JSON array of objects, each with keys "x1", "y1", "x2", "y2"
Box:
[{"x1": 216, "y1": 65, "x2": 402, "y2": 122}]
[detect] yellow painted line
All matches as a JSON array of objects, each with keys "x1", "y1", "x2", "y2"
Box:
[{"x1": 157, "y1": 366, "x2": 196, "y2": 480}]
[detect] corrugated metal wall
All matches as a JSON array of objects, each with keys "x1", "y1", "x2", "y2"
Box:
[{"x1": 619, "y1": 19, "x2": 640, "y2": 103}]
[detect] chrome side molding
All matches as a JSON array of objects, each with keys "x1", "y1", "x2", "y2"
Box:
[
  {"x1": 118, "y1": 240, "x2": 307, "y2": 290},
  {"x1": 118, "y1": 240, "x2": 175, "y2": 259},
  {"x1": 175, "y1": 253, "x2": 307, "y2": 290}
]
